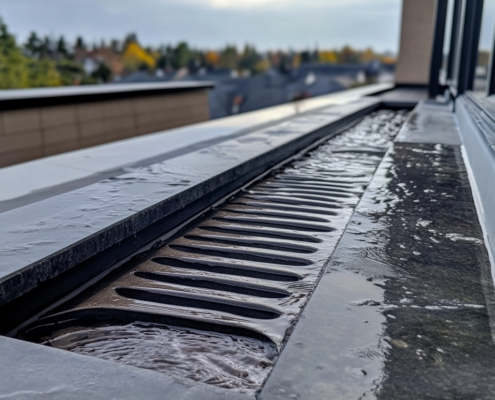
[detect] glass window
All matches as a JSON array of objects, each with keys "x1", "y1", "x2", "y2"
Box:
[
  {"x1": 475, "y1": 0, "x2": 495, "y2": 96},
  {"x1": 440, "y1": 0, "x2": 455, "y2": 85}
]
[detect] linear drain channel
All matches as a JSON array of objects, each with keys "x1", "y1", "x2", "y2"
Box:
[{"x1": 22, "y1": 109, "x2": 408, "y2": 394}]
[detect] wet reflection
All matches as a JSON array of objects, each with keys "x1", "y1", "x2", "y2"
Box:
[
  {"x1": 327, "y1": 143, "x2": 495, "y2": 399},
  {"x1": 44, "y1": 322, "x2": 276, "y2": 395}
]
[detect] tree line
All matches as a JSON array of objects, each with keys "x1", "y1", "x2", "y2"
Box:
[{"x1": 0, "y1": 17, "x2": 395, "y2": 89}]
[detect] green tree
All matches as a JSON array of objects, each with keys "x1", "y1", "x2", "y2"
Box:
[
  {"x1": 56, "y1": 58, "x2": 84, "y2": 85},
  {"x1": 171, "y1": 42, "x2": 192, "y2": 69},
  {"x1": 56, "y1": 36, "x2": 69, "y2": 58},
  {"x1": 24, "y1": 32, "x2": 42, "y2": 58},
  {"x1": 0, "y1": 19, "x2": 29, "y2": 88},
  {"x1": 0, "y1": 20, "x2": 61, "y2": 88},
  {"x1": 220, "y1": 45, "x2": 238, "y2": 70},
  {"x1": 75, "y1": 36, "x2": 86, "y2": 50},
  {"x1": 239, "y1": 44, "x2": 261, "y2": 74},
  {"x1": 91, "y1": 62, "x2": 112, "y2": 82},
  {"x1": 28, "y1": 58, "x2": 61, "y2": 87}
]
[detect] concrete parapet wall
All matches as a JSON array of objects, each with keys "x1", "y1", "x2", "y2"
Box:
[{"x1": 0, "y1": 90, "x2": 209, "y2": 167}]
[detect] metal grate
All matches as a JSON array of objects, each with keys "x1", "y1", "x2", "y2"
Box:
[{"x1": 23, "y1": 110, "x2": 408, "y2": 391}]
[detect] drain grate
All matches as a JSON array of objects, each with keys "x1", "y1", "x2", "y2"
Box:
[{"x1": 23, "y1": 109, "x2": 409, "y2": 391}]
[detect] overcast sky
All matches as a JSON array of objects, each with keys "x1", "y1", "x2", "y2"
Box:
[{"x1": 0, "y1": 0, "x2": 402, "y2": 52}]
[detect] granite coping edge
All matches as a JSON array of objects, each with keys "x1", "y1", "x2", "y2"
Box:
[
  {"x1": 0, "y1": 98, "x2": 380, "y2": 318},
  {"x1": 0, "y1": 81, "x2": 215, "y2": 110}
]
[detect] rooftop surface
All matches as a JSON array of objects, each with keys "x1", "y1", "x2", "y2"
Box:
[{"x1": 0, "y1": 85, "x2": 494, "y2": 399}]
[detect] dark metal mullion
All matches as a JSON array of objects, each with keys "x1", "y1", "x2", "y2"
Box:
[
  {"x1": 429, "y1": 0, "x2": 449, "y2": 98},
  {"x1": 457, "y1": 0, "x2": 484, "y2": 94},
  {"x1": 447, "y1": 0, "x2": 463, "y2": 81},
  {"x1": 486, "y1": 20, "x2": 495, "y2": 95}
]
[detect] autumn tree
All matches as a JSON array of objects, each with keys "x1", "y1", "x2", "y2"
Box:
[{"x1": 318, "y1": 50, "x2": 338, "y2": 64}]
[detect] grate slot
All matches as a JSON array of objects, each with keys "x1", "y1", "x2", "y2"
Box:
[
  {"x1": 115, "y1": 287, "x2": 281, "y2": 320},
  {"x1": 151, "y1": 257, "x2": 301, "y2": 281},
  {"x1": 197, "y1": 224, "x2": 322, "y2": 243},
  {"x1": 248, "y1": 188, "x2": 355, "y2": 199},
  {"x1": 258, "y1": 182, "x2": 359, "y2": 194},
  {"x1": 231, "y1": 200, "x2": 338, "y2": 216},
  {"x1": 220, "y1": 206, "x2": 330, "y2": 222},
  {"x1": 168, "y1": 244, "x2": 312, "y2": 266},
  {"x1": 183, "y1": 234, "x2": 317, "y2": 254},
  {"x1": 134, "y1": 271, "x2": 291, "y2": 298},
  {"x1": 212, "y1": 215, "x2": 335, "y2": 231},
  {"x1": 243, "y1": 195, "x2": 342, "y2": 209}
]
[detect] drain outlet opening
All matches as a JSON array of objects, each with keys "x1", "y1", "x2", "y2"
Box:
[
  {"x1": 212, "y1": 216, "x2": 334, "y2": 232},
  {"x1": 134, "y1": 271, "x2": 291, "y2": 298},
  {"x1": 251, "y1": 188, "x2": 355, "y2": 199},
  {"x1": 232, "y1": 200, "x2": 339, "y2": 216},
  {"x1": 115, "y1": 287, "x2": 281, "y2": 320},
  {"x1": 221, "y1": 207, "x2": 330, "y2": 223},
  {"x1": 151, "y1": 257, "x2": 301, "y2": 281},
  {"x1": 198, "y1": 225, "x2": 322, "y2": 243},
  {"x1": 168, "y1": 244, "x2": 312, "y2": 266},
  {"x1": 243, "y1": 195, "x2": 342, "y2": 209},
  {"x1": 183, "y1": 234, "x2": 318, "y2": 254}
]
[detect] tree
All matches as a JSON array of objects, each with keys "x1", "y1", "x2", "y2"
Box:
[
  {"x1": 28, "y1": 58, "x2": 61, "y2": 87},
  {"x1": 0, "y1": 19, "x2": 29, "y2": 88},
  {"x1": 91, "y1": 62, "x2": 112, "y2": 82},
  {"x1": 318, "y1": 50, "x2": 338, "y2": 64},
  {"x1": 239, "y1": 44, "x2": 261, "y2": 74},
  {"x1": 171, "y1": 42, "x2": 192, "y2": 69},
  {"x1": 56, "y1": 59, "x2": 85, "y2": 85},
  {"x1": 220, "y1": 45, "x2": 238, "y2": 70},
  {"x1": 56, "y1": 36, "x2": 69, "y2": 58},
  {"x1": 339, "y1": 45, "x2": 358, "y2": 64},
  {"x1": 205, "y1": 51, "x2": 220, "y2": 68},
  {"x1": 122, "y1": 41, "x2": 156, "y2": 72},
  {"x1": 360, "y1": 47, "x2": 376, "y2": 63},
  {"x1": 39, "y1": 36, "x2": 54, "y2": 59},
  {"x1": 0, "y1": 19, "x2": 61, "y2": 88},
  {"x1": 75, "y1": 36, "x2": 86, "y2": 50},
  {"x1": 24, "y1": 32, "x2": 42, "y2": 58}
]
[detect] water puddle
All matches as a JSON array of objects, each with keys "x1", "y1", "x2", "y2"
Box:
[{"x1": 43, "y1": 322, "x2": 276, "y2": 394}]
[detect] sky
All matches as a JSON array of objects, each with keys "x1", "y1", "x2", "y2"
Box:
[{"x1": 0, "y1": 0, "x2": 402, "y2": 53}]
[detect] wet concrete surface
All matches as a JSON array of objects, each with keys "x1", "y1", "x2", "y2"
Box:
[
  {"x1": 261, "y1": 142, "x2": 495, "y2": 399},
  {"x1": 394, "y1": 101, "x2": 461, "y2": 145},
  {"x1": 23, "y1": 110, "x2": 409, "y2": 395}
]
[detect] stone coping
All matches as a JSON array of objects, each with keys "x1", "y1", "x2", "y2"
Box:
[
  {"x1": 0, "y1": 81, "x2": 215, "y2": 110},
  {"x1": 0, "y1": 97, "x2": 380, "y2": 313}
]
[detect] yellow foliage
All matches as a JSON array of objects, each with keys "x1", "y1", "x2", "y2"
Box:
[
  {"x1": 318, "y1": 51, "x2": 338, "y2": 64},
  {"x1": 381, "y1": 56, "x2": 396, "y2": 64},
  {"x1": 205, "y1": 51, "x2": 220, "y2": 66},
  {"x1": 361, "y1": 48, "x2": 375, "y2": 63},
  {"x1": 254, "y1": 59, "x2": 270, "y2": 73},
  {"x1": 122, "y1": 42, "x2": 156, "y2": 70},
  {"x1": 292, "y1": 54, "x2": 301, "y2": 68}
]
